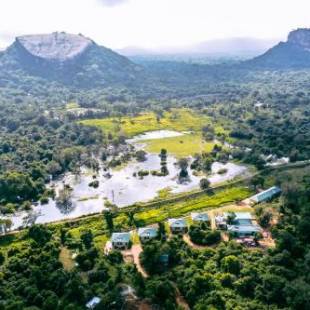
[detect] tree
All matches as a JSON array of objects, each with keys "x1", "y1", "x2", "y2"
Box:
[
  {"x1": 80, "y1": 230, "x2": 93, "y2": 249},
  {"x1": 199, "y1": 178, "x2": 210, "y2": 190},
  {"x1": 178, "y1": 158, "x2": 189, "y2": 180},
  {"x1": 28, "y1": 225, "x2": 52, "y2": 244},
  {"x1": 226, "y1": 212, "x2": 236, "y2": 225},
  {"x1": 135, "y1": 150, "x2": 147, "y2": 162},
  {"x1": 221, "y1": 255, "x2": 240, "y2": 275},
  {"x1": 0, "y1": 251, "x2": 5, "y2": 265},
  {"x1": 103, "y1": 210, "x2": 114, "y2": 232}
]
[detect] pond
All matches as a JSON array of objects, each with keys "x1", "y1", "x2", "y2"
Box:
[
  {"x1": 127, "y1": 130, "x2": 184, "y2": 143},
  {"x1": 5, "y1": 130, "x2": 249, "y2": 230}
]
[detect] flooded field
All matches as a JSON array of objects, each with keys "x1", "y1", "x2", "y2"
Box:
[{"x1": 6, "y1": 130, "x2": 249, "y2": 229}]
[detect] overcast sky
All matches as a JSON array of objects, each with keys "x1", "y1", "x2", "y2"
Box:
[{"x1": 0, "y1": 0, "x2": 310, "y2": 49}]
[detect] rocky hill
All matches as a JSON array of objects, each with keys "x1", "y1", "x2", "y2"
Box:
[
  {"x1": 0, "y1": 32, "x2": 145, "y2": 88},
  {"x1": 247, "y1": 28, "x2": 310, "y2": 69}
]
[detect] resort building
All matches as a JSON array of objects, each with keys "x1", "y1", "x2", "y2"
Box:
[
  {"x1": 250, "y1": 186, "x2": 281, "y2": 204},
  {"x1": 111, "y1": 232, "x2": 131, "y2": 249},
  {"x1": 224, "y1": 212, "x2": 262, "y2": 237},
  {"x1": 168, "y1": 218, "x2": 187, "y2": 234},
  {"x1": 191, "y1": 212, "x2": 210, "y2": 224},
  {"x1": 138, "y1": 227, "x2": 158, "y2": 242}
]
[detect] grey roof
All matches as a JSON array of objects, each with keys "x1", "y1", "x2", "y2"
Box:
[
  {"x1": 191, "y1": 212, "x2": 209, "y2": 222},
  {"x1": 224, "y1": 212, "x2": 253, "y2": 220},
  {"x1": 227, "y1": 224, "x2": 261, "y2": 234},
  {"x1": 251, "y1": 186, "x2": 281, "y2": 203},
  {"x1": 138, "y1": 227, "x2": 158, "y2": 238},
  {"x1": 111, "y1": 232, "x2": 131, "y2": 243},
  {"x1": 168, "y1": 218, "x2": 187, "y2": 228}
]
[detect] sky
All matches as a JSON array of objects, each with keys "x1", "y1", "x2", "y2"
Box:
[{"x1": 0, "y1": 0, "x2": 310, "y2": 50}]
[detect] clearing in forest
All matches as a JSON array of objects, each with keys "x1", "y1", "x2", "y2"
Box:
[{"x1": 80, "y1": 108, "x2": 228, "y2": 156}]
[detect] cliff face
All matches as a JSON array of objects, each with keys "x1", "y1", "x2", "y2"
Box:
[
  {"x1": 15, "y1": 32, "x2": 94, "y2": 62},
  {"x1": 287, "y1": 28, "x2": 310, "y2": 50},
  {"x1": 0, "y1": 32, "x2": 144, "y2": 87},
  {"x1": 246, "y1": 28, "x2": 310, "y2": 69}
]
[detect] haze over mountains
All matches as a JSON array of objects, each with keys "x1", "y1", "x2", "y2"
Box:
[
  {"x1": 1, "y1": 29, "x2": 310, "y2": 91},
  {"x1": 249, "y1": 28, "x2": 310, "y2": 68},
  {"x1": 118, "y1": 37, "x2": 279, "y2": 57}
]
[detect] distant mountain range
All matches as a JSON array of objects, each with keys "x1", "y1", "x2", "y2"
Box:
[
  {"x1": 1, "y1": 29, "x2": 310, "y2": 91},
  {"x1": 117, "y1": 37, "x2": 279, "y2": 57}
]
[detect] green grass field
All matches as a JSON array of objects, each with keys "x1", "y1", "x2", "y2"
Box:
[
  {"x1": 80, "y1": 108, "x2": 227, "y2": 156},
  {"x1": 144, "y1": 133, "x2": 217, "y2": 157},
  {"x1": 80, "y1": 108, "x2": 227, "y2": 138},
  {"x1": 133, "y1": 186, "x2": 252, "y2": 226}
]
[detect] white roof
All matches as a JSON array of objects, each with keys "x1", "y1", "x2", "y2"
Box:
[
  {"x1": 86, "y1": 297, "x2": 101, "y2": 309},
  {"x1": 168, "y1": 218, "x2": 187, "y2": 228},
  {"x1": 227, "y1": 224, "x2": 261, "y2": 233},
  {"x1": 138, "y1": 227, "x2": 158, "y2": 238},
  {"x1": 191, "y1": 212, "x2": 209, "y2": 222},
  {"x1": 111, "y1": 232, "x2": 130, "y2": 243}
]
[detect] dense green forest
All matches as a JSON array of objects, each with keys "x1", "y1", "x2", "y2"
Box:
[
  {"x1": 0, "y1": 167, "x2": 309, "y2": 309},
  {"x1": 1, "y1": 30, "x2": 310, "y2": 309}
]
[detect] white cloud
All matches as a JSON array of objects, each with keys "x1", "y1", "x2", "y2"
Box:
[
  {"x1": 97, "y1": 0, "x2": 128, "y2": 7},
  {"x1": 0, "y1": 0, "x2": 309, "y2": 49}
]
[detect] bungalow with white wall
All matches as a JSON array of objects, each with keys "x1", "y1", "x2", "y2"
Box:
[
  {"x1": 138, "y1": 227, "x2": 158, "y2": 243},
  {"x1": 111, "y1": 232, "x2": 131, "y2": 249},
  {"x1": 191, "y1": 212, "x2": 210, "y2": 224},
  {"x1": 225, "y1": 212, "x2": 262, "y2": 237},
  {"x1": 168, "y1": 218, "x2": 187, "y2": 234}
]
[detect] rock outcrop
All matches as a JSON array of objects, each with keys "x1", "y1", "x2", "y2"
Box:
[
  {"x1": 246, "y1": 28, "x2": 310, "y2": 69},
  {"x1": 15, "y1": 32, "x2": 94, "y2": 61},
  {"x1": 0, "y1": 32, "x2": 145, "y2": 87}
]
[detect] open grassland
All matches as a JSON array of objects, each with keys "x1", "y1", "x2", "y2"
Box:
[
  {"x1": 144, "y1": 133, "x2": 217, "y2": 157},
  {"x1": 80, "y1": 108, "x2": 227, "y2": 138},
  {"x1": 81, "y1": 108, "x2": 227, "y2": 156},
  {"x1": 133, "y1": 187, "x2": 252, "y2": 226}
]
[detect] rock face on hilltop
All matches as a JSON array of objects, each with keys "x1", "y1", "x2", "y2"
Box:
[
  {"x1": 247, "y1": 28, "x2": 310, "y2": 69},
  {"x1": 0, "y1": 32, "x2": 145, "y2": 88},
  {"x1": 15, "y1": 32, "x2": 94, "y2": 61}
]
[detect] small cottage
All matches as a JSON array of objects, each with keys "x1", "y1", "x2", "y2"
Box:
[
  {"x1": 111, "y1": 232, "x2": 131, "y2": 249},
  {"x1": 191, "y1": 212, "x2": 210, "y2": 224},
  {"x1": 168, "y1": 218, "x2": 187, "y2": 234},
  {"x1": 138, "y1": 227, "x2": 158, "y2": 242}
]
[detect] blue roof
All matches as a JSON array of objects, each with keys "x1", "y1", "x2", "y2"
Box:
[
  {"x1": 168, "y1": 218, "x2": 187, "y2": 227},
  {"x1": 191, "y1": 212, "x2": 209, "y2": 222},
  {"x1": 251, "y1": 186, "x2": 281, "y2": 203},
  {"x1": 111, "y1": 232, "x2": 131, "y2": 243},
  {"x1": 138, "y1": 227, "x2": 158, "y2": 238},
  {"x1": 228, "y1": 224, "x2": 261, "y2": 233}
]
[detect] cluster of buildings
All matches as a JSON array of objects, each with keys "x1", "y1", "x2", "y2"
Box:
[
  {"x1": 109, "y1": 186, "x2": 281, "y2": 249},
  {"x1": 110, "y1": 211, "x2": 210, "y2": 249}
]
